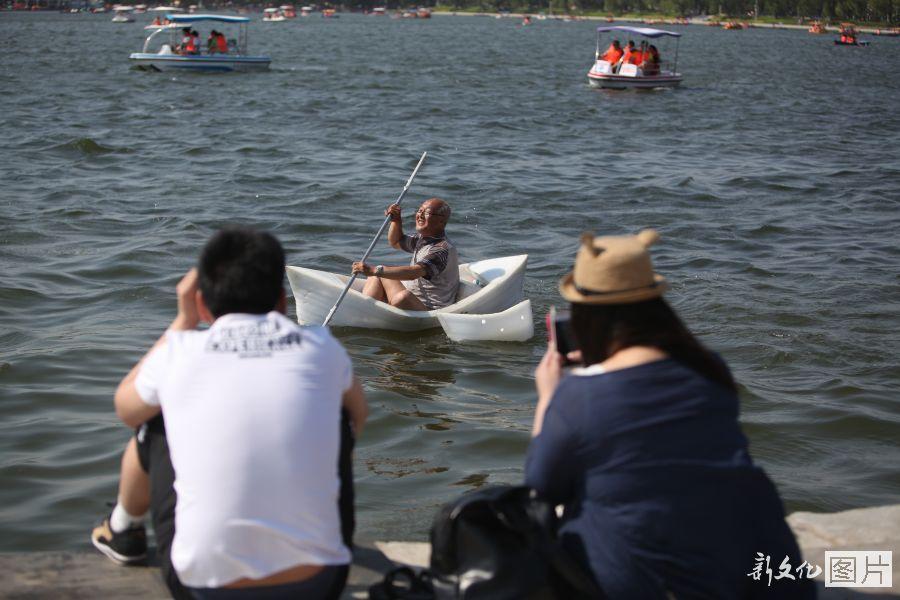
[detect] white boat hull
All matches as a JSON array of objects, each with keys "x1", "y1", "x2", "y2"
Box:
[
  {"x1": 438, "y1": 299, "x2": 534, "y2": 342},
  {"x1": 129, "y1": 53, "x2": 270, "y2": 72},
  {"x1": 587, "y1": 60, "x2": 681, "y2": 89},
  {"x1": 587, "y1": 72, "x2": 682, "y2": 89},
  {"x1": 287, "y1": 255, "x2": 528, "y2": 332}
]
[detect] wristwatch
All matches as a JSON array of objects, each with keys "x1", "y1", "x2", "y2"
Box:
[{"x1": 374, "y1": 265, "x2": 384, "y2": 276}]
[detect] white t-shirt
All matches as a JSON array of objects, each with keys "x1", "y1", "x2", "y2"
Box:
[{"x1": 135, "y1": 311, "x2": 353, "y2": 588}]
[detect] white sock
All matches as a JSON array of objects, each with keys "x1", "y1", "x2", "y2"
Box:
[{"x1": 109, "y1": 500, "x2": 146, "y2": 533}]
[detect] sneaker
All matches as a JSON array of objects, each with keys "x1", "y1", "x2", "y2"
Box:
[{"x1": 91, "y1": 516, "x2": 147, "y2": 565}]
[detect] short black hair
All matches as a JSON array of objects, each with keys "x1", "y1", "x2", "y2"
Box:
[{"x1": 198, "y1": 228, "x2": 285, "y2": 318}]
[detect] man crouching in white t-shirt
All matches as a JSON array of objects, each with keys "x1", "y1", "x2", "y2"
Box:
[{"x1": 90, "y1": 228, "x2": 368, "y2": 599}]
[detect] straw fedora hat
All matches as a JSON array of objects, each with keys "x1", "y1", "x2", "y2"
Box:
[{"x1": 559, "y1": 229, "x2": 668, "y2": 304}]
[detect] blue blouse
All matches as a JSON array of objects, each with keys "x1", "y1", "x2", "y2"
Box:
[{"x1": 525, "y1": 359, "x2": 814, "y2": 599}]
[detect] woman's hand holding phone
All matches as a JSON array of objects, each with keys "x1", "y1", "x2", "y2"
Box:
[{"x1": 533, "y1": 341, "x2": 565, "y2": 437}]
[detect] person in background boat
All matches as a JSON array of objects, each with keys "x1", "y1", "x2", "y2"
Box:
[
  {"x1": 599, "y1": 39, "x2": 623, "y2": 65},
  {"x1": 89, "y1": 228, "x2": 367, "y2": 600},
  {"x1": 640, "y1": 44, "x2": 660, "y2": 75},
  {"x1": 207, "y1": 29, "x2": 218, "y2": 53},
  {"x1": 177, "y1": 27, "x2": 192, "y2": 54},
  {"x1": 525, "y1": 230, "x2": 815, "y2": 599},
  {"x1": 191, "y1": 30, "x2": 201, "y2": 54},
  {"x1": 615, "y1": 40, "x2": 635, "y2": 69},
  {"x1": 152, "y1": 15, "x2": 161, "y2": 26},
  {"x1": 628, "y1": 41, "x2": 646, "y2": 65},
  {"x1": 215, "y1": 30, "x2": 228, "y2": 54},
  {"x1": 352, "y1": 198, "x2": 459, "y2": 311}
]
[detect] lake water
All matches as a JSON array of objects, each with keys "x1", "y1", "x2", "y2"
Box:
[{"x1": 1, "y1": 11, "x2": 899, "y2": 551}]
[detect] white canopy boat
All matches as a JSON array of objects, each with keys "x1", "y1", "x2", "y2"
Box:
[
  {"x1": 587, "y1": 25, "x2": 683, "y2": 90},
  {"x1": 130, "y1": 14, "x2": 271, "y2": 73},
  {"x1": 263, "y1": 8, "x2": 287, "y2": 22},
  {"x1": 112, "y1": 6, "x2": 135, "y2": 22},
  {"x1": 287, "y1": 255, "x2": 533, "y2": 341}
]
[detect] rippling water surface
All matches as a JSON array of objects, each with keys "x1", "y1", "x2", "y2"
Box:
[{"x1": 1, "y1": 12, "x2": 899, "y2": 550}]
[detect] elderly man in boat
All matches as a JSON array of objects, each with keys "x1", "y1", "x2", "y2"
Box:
[{"x1": 352, "y1": 198, "x2": 459, "y2": 311}]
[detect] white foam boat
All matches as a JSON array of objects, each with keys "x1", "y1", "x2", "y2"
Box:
[
  {"x1": 263, "y1": 8, "x2": 287, "y2": 22},
  {"x1": 112, "y1": 6, "x2": 135, "y2": 22},
  {"x1": 287, "y1": 255, "x2": 533, "y2": 341},
  {"x1": 130, "y1": 14, "x2": 270, "y2": 72},
  {"x1": 587, "y1": 25, "x2": 683, "y2": 90}
]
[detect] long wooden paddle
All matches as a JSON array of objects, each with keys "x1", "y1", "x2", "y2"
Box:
[{"x1": 322, "y1": 151, "x2": 428, "y2": 326}]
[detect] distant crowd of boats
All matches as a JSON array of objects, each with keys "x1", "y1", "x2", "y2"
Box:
[{"x1": 37, "y1": 4, "x2": 886, "y2": 83}]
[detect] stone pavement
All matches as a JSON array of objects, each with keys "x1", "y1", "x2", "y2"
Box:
[{"x1": 1, "y1": 505, "x2": 897, "y2": 598}]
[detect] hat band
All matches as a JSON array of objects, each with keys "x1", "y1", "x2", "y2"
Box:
[{"x1": 574, "y1": 281, "x2": 662, "y2": 297}]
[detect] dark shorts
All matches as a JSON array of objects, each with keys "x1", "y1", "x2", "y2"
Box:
[{"x1": 136, "y1": 412, "x2": 355, "y2": 600}]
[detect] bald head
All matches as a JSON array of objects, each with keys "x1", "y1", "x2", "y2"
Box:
[{"x1": 415, "y1": 198, "x2": 451, "y2": 236}]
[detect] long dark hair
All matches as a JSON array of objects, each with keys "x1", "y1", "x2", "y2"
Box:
[{"x1": 570, "y1": 298, "x2": 736, "y2": 392}]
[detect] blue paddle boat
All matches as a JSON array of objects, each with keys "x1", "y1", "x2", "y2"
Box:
[
  {"x1": 130, "y1": 14, "x2": 270, "y2": 73},
  {"x1": 587, "y1": 25, "x2": 682, "y2": 90}
]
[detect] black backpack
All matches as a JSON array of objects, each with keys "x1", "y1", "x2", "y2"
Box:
[{"x1": 428, "y1": 485, "x2": 603, "y2": 600}]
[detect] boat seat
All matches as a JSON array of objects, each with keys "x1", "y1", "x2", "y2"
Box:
[
  {"x1": 158, "y1": 44, "x2": 174, "y2": 55},
  {"x1": 455, "y1": 265, "x2": 489, "y2": 302},
  {"x1": 618, "y1": 63, "x2": 639, "y2": 77},
  {"x1": 593, "y1": 60, "x2": 612, "y2": 74}
]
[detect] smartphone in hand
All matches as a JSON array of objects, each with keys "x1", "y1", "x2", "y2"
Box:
[{"x1": 546, "y1": 306, "x2": 579, "y2": 366}]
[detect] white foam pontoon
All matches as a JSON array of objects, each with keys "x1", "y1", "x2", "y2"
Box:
[
  {"x1": 112, "y1": 6, "x2": 135, "y2": 22},
  {"x1": 263, "y1": 7, "x2": 287, "y2": 22},
  {"x1": 130, "y1": 14, "x2": 270, "y2": 72},
  {"x1": 287, "y1": 255, "x2": 533, "y2": 341},
  {"x1": 587, "y1": 25, "x2": 683, "y2": 90}
]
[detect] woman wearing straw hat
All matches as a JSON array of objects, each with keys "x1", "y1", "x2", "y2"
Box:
[{"x1": 525, "y1": 230, "x2": 814, "y2": 599}]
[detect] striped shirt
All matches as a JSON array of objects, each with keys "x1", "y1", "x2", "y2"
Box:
[{"x1": 399, "y1": 233, "x2": 459, "y2": 309}]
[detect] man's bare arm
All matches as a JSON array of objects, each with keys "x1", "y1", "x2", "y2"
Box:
[
  {"x1": 352, "y1": 262, "x2": 426, "y2": 281},
  {"x1": 341, "y1": 376, "x2": 368, "y2": 437},
  {"x1": 386, "y1": 204, "x2": 404, "y2": 249}
]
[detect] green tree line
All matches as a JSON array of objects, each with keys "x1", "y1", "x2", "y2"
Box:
[{"x1": 422, "y1": 0, "x2": 897, "y2": 22}]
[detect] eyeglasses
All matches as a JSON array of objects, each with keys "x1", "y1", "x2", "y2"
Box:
[{"x1": 416, "y1": 209, "x2": 444, "y2": 218}]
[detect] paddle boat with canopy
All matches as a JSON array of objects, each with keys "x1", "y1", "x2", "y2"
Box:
[
  {"x1": 130, "y1": 14, "x2": 271, "y2": 72},
  {"x1": 835, "y1": 23, "x2": 870, "y2": 46},
  {"x1": 263, "y1": 8, "x2": 287, "y2": 22},
  {"x1": 287, "y1": 255, "x2": 534, "y2": 341},
  {"x1": 111, "y1": 6, "x2": 135, "y2": 23},
  {"x1": 587, "y1": 25, "x2": 682, "y2": 90}
]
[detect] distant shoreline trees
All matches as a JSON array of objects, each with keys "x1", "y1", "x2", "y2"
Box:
[
  {"x1": 10, "y1": 0, "x2": 894, "y2": 24},
  {"x1": 358, "y1": 0, "x2": 894, "y2": 22},
  {"x1": 434, "y1": 0, "x2": 896, "y2": 23}
]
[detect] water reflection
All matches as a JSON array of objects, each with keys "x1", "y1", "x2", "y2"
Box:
[{"x1": 342, "y1": 331, "x2": 457, "y2": 402}]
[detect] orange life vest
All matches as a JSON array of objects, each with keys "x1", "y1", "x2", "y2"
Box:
[
  {"x1": 601, "y1": 46, "x2": 623, "y2": 64},
  {"x1": 629, "y1": 50, "x2": 644, "y2": 65},
  {"x1": 216, "y1": 34, "x2": 228, "y2": 53}
]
